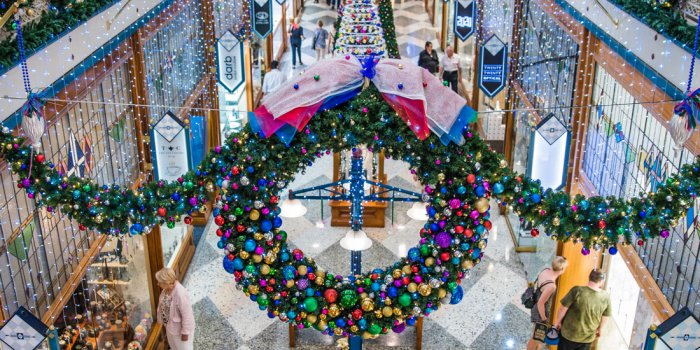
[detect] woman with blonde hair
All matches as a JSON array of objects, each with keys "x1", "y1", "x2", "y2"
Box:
[
  {"x1": 527, "y1": 256, "x2": 568, "y2": 350},
  {"x1": 155, "y1": 267, "x2": 195, "y2": 350}
]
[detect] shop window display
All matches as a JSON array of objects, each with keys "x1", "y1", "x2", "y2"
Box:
[
  {"x1": 0, "y1": 60, "x2": 141, "y2": 333},
  {"x1": 582, "y1": 66, "x2": 700, "y2": 318}
]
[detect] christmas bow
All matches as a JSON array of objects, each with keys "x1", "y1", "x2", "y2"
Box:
[
  {"x1": 674, "y1": 87, "x2": 700, "y2": 131},
  {"x1": 250, "y1": 56, "x2": 476, "y2": 145}
]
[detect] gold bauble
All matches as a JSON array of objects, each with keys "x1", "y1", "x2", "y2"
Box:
[
  {"x1": 350, "y1": 325, "x2": 359, "y2": 333},
  {"x1": 328, "y1": 304, "x2": 341, "y2": 317},
  {"x1": 252, "y1": 254, "x2": 263, "y2": 263},
  {"x1": 437, "y1": 173, "x2": 445, "y2": 182},
  {"x1": 425, "y1": 257, "x2": 435, "y2": 267},
  {"x1": 361, "y1": 298, "x2": 374, "y2": 312},
  {"x1": 286, "y1": 280, "x2": 295, "y2": 288},
  {"x1": 553, "y1": 217, "x2": 561, "y2": 226},
  {"x1": 264, "y1": 253, "x2": 277, "y2": 264},
  {"x1": 239, "y1": 251, "x2": 250, "y2": 259},
  {"x1": 272, "y1": 246, "x2": 281, "y2": 253},
  {"x1": 407, "y1": 282, "x2": 418, "y2": 293},
  {"x1": 317, "y1": 320, "x2": 327, "y2": 330},
  {"x1": 298, "y1": 265, "x2": 308, "y2": 275},
  {"x1": 316, "y1": 270, "x2": 326, "y2": 280},
  {"x1": 199, "y1": 206, "x2": 207, "y2": 213},
  {"x1": 401, "y1": 265, "x2": 412, "y2": 275},
  {"x1": 360, "y1": 292, "x2": 368, "y2": 299},
  {"x1": 320, "y1": 313, "x2": 327, "y2": 320},
  {"x1": 334, "y1": 328, "x2": 344, "y2": 336},
  {"x1": 374, "y1": 310, "x2": 383, "y2": 319},
  {"x1": 300, "y1": 312, "x2": 307, "y2": 319},
  {"x1": 475, "y1": 198, "x2": 489, "y2": 213},
  {"x1": 462, "y1": 260, "x2": 474, "y2": 270},
  {"x1": 306, "y1": 314, "x2": 317, "y2": 324},
  {"x1": 499, "y1": 159, "x2": 508, "y2": 168},
  {"x1": 315, "y1": 276, "x2": 325, "y2": 285},
  {"x1": 418, "y1": 284, "x2": 432, "y2": 296},
  {"x1": 392, "y1": 269, "x2": 402, "y2": 279},
  {"x1": 438, "y1": 288, "x2": 447, "y2": 299},
  {"x1": 254, "y1": 233, "x2": 264, "y2": 240},
  {"x1": 248, "y1": 285, "x2": 259, "y2": 295},
  {"x1": 249, "y1": 209, "x2": 260, "y2": 220},
  {"x1": 382, "y1": 306, "x2": 393, "y2": 317},
  {"x1": 478, "y1": 240, "x2": 486, "y2": 249},
  {"x1": 260, "y1": 264, "x2": 271, "y2": 275},
  {"x1": 385, "y1": 299, "x2": 392, "y2": 306},
  {"x1": 393, "y1": 307, "x2": 402, "y2": 316}
]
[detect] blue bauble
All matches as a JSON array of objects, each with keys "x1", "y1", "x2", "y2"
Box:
[
  {"x1": 216, "y1": 240, "x2": 225, "y2": 249},
  {"x1": 388, "y1": 286, "x2": 398, "y2": 298},
  {"x1": 73, "y1": 190, "x2": 81, "y2": 199},
  {"x1": 406, "y1": 317, "x2": 416, "y2": 326},
  {"x1": 247, "y1": 166, "x2": 255, "y2": 173},
  {"x1": 429, "y1": 223, "x2": 439, "y2": 232},
  {"x1": 283, "y1": 265, "x2": 297, "y2": 280},
  {"x1": 358, "y1": 318, "x2": 367, "y2": 329},
  {"x1": 407, "y1": 247, "x2": 421, "y2": 262},
  {"x1": 244, "y1": 239, "x2": 257, "y2": 252},
  {"x1": 273, "y1": 216, "x2": 283, "y2": 228},
  {"x1": 531, "y1": 193, "x2": 541, "y2": 203},
  {"x1": 371, "y1": 282, "x2": 381, "y2": 292},
  {"x1": 493, "y1": 183, "x2": 504, "y2": 194},
  {"x1": 261, "y1": 220, "x2": 273, "y2": 232},
  {"x1": 475, "y1": 225, "x2": 486, "y2": 235},
  {"x1": 287, "y1": 311, "x2": 296, "y2": 319},
  {"x1": 336, "y1": 319, "x2": 346, "y2": 328},
  {"x1": 458, "y1": 186, "x2": 467, "y2": 194},
  {"x1": 258, "y1": 179, "x2": 267, "y2": 187},
  {"x1": 608, "y1": 246, "x2": 618, "y2": 255},
  {"x1": 450, "y1": 285, "x2": 464, "y2": 304},
  {"x1": 305, "y1": 288, "x2": 315, "y2": 297},
  {"x1": 579, "y1": 199, "x2": 589, "y2": 210},
  {"x1": 223, "y1": 257, "x2": 236, "y2": 273},
  {"x1": 428, "y1": 206, "x2": 437, "y2": 217},
  {"x1": 475, "y1": 186, "x2": 485, "y2": 197},
  {"x1": 171, "y1": 193, "x2": 181, "y2": 201},
  {"x1": 471, "y1": 248, "x2": 481, "y2": 259},
  {"x1": 232, "y1": 257, "x2": 244, "y2": 271},
  {"x1": 129, "y1": 223, "x2": 144, "y2": 235},
  {"x1": 280, "y1": 251, "x2": 290, "y2": 262}
]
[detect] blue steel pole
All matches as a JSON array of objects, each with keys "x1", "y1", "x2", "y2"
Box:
[{"x1": 349, "y1": 148, "x2": 364, "y2": 350}]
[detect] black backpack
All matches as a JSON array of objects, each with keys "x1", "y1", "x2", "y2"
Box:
[{"x1": 521, "y1": 272, "x2": 554, "y2": 309}]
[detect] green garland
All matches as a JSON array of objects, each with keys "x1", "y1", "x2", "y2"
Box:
[
  {"x1": 0, "y1": 0, "x2": 119, "y2": 72},
  {"x1": 377, "y1": 0, "x2": 399, "y2": 58},
  {"x1": 605, "y1": 0, "x2": 696, "y2": 49},
  {"x1": 1, "y1": 84, "x2": 699, "y2": 338}
]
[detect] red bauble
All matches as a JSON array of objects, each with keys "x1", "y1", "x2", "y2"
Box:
[
  {"x1": 231, "y1": 166, "x2": 240, "y2": 175},
  {"x1": 216, "y1": 229, "x2": 223, "y2": 237},
  {"x1": 79, "y1": 224, "x2": 87, "y2": 231},
  {"x1": 36, "y1": 154, "x2": 45, "y2": 163},
  {"x1": 483, "y1": 220, "x2": 492, "y2": 230},
  {"x1": 266, "y1": 286, "x2": 273, "y2": 293},
  {"x1": 352, "y1": 309, "x2": 363, "y2": 320},
  {"x1": 401, "y1": 276, "x2": 410, "y2": 285},
  {"x1": 157, "y1": 207, "x2": 167, "y2": 217},
  {"x1": 411, "y1": 265, "x2": 419, "y2": 273},
  {"x1": 308, "y1": 273, "x2": 316, "y2": 281},
  {"x1": 440, "y1": 252, "x2": 451, "y2": 261},
  {"x1": 214, "y1": 215, "x2": 225, "y2": 226},
  {"x1": 637, "y1": 239, "x2": 644, "y2": 246},
  {"x1": 281, "y1": 291, "x2": 288, "y2": 298},
  {"x1": 598, "y1": 220, "x2": 606, "y2": 229},
  {"x1": 270, "y1": 196, "x2": 279, "y2": 204},
  {"x1": 236, "y1": 224, "x2": 245, "y2": 232},
  {"x1": 184, "y1": 216, "x2": 193, "y2": 225},
  {"x1": 324, "y1": 289, "x2": 338, "y2": 303},
  {"x1": 455, "y1": 225, "x2": 464, "y2": 234},
  {"x1": 228, "y1": 253, "x2": 234, "y2": 260},
  {"x1": 466, "y1": 174, "x2": 476, "y2": 184},
  {"x1": 464, "y1": 229, "x2": 473, "y2": 238},
  {"x1": 530, "y1": 228, "x2": 540, "y2": 237}
]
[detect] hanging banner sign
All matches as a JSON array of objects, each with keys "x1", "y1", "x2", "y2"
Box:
[
  {"x1": 152, "y1": 111, "x2": 191, "y2": 181},
  {"x1": 0, "y1": 307, "x2": 49, "y2": 350},
  {"x1": 454, "y1": 0, "x2": 475, "y2": 41},
  {"x1": 275, "y1": 0, "x2": 286, "y2": 4},
  {"x1": 252, "y1": 0, "x2": 273, "y2": 39},
  {"x1": 217, "y1": 30, "x2": 245, "y2": 93},
  {"x1": 478, "y1": 34, "x2": 508, "y2": 98}
]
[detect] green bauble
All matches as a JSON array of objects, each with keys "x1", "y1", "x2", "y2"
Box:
[
  {"x1": 258, "y1": 296, "x2": 269, "y2": 307},
  {"x1": 304, "y1": 297, "x2": 319, "y2": 312},
  {"x1": 340, "y1": 289, "x2": 359, "y2": 308},
  {"x1": 419, "y1": 244, "x2": 430, "y2": 256},
  {"x1": 166, "y1": 221, "x2": 176, "y2": 229},
  {"x1": 368, "y1": 324, "x2": 382, "y2": 335},
  {"x1": 398, "y1": 293, "x2": 412, "y2": 307}
]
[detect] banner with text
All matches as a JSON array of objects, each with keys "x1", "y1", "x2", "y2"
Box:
[
  {"x1": 217, "y1": 30, "x2": 245, "y2": 93},
  {"x1": 152, "y1": 111, "x2": 191, "y2": 181},
  {"x1": 454, "y1": 0, "x2": 475, "y2": 41},
  {"x1": 252, "y1": 0, "x2": 273, "y2": 39},
  {"x1": 478, "y1": 34, "x2": 508, "y2": 98}
]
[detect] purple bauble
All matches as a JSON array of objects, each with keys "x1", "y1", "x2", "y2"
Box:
[
  {"x1": 296, "y1": 279, "x2": 309, "y2": 289},
  {"x1": 435, "y1": 232, "x2": 452, "y2": 248},
  {"x1": 449, "y1": 198, "x2": 461, "y2": 209},
  {"x1": 392, "y1": 323, "x2": 406, "y2": 334},
  {"x1": 660, "y1": 229, "x2": 670, "y2": 238}
]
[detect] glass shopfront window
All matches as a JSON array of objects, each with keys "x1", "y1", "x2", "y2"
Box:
[
  {"x1": 0, "y1": 60, "x2": 138, "y2": 322},
  {"x1": 582, "y1": 66, "x2": 700, "y2": 319}
]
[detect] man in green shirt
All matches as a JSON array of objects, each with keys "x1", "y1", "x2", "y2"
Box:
[{"x1": 554, "y1": 269, "x2": 612, "y2": 350}]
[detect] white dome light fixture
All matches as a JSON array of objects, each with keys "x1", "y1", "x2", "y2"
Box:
[
  {"x1": 339, "y1": 229, "x2": 373, "y2": 251},
  {"x1": 406, "y1": 202, "x2": 428, "y2": 221}
]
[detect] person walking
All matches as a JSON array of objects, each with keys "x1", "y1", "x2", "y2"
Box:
[
  {"x1": 262, "y1": 60, "x2": 286, "y2": 95},
  {"x1": 527, "y1": 256, "x2": 568, "y2": 350},
  {"x1": 554, "y1": 269, "x2": 613, "y2": 350},
  {"x1": 417, "y1": 41, "x2": 439, "y2": 74},
  {"x1": 313, "y1": 20, "x2": 329, "y2": 61},
  {"x1": 439, "y1": 45, "x2": 460, "y2": 93},
  {"x1": 156, "y1": 267, "x2": 195, "y2": 350},
  {"x1": 289, "y1": 17, "x2": 305, "y2": 69}
]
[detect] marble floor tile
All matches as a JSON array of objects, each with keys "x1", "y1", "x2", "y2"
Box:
[
  {"x1": 192, "y1": 297, "x2": 246, "y2": 349},
  {"x1": 470, "y1": 302, "x2": 532, "y2": 350}
]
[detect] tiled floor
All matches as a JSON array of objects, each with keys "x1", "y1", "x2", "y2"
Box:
[{"x1": 182, "y1": 1, "x2": 558, "y2": 349}]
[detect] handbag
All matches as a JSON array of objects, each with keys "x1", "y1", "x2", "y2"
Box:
[{"x1": 312, "y1": 30, "x2": 320, "y2": 50}]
